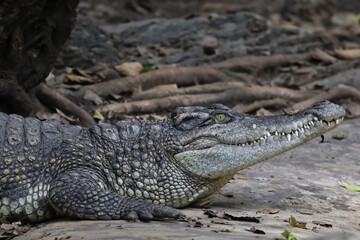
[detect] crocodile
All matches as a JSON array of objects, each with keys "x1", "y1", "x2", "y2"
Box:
[{"x1": 0, "y1": 101, "x2": 345, "y2": 223}]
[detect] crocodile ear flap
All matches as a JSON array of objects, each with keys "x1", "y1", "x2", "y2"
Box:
[{"x1": 172, "y1": 111, "x2": 211, "y2": 131}]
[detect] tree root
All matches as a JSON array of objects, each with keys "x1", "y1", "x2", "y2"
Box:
[
  {"x1": 36, "y1": 83, "x2": 96, "y2": 127},
  {"x1": 75, "y1": 66, "x2": 233, "y2": 98},
  {"x1": 209, "y1": 52, "x2": 313, "y2": 72},
  {"x1": 289, "y1": 84, "x2": 360, "y2": 112},
  {"x1": 0, "y1": 71, "x2": 33, "y2": 115},
  {"x1": 232, "y1": 98, "x2": 289, "y2": 113},
  {"x1": 132, "y1": 81, "x2": 307, "y2": 101},
  {"x1": 132, "y1": 81, "x2": 243, "y2": 100},
  {"x1": 99, "y1": 83, "x2": 310, "y2": 116}
]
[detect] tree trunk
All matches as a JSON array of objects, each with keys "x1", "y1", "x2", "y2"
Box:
[{"x1": 0, "y1": 0, "x2": 80, "y2": 116}]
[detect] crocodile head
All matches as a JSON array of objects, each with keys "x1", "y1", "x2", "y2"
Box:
[{"x1": 170, "y1": 101, "x2": 345, "y2": 183}]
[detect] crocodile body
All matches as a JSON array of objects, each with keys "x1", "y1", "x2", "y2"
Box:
[{"x1": 0, "y1": 101, "x2": 345, "y2": 223}]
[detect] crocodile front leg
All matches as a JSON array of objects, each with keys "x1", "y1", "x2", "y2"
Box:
[{"x1": 48, "y1": 169, "x2": 182, "y2": 221}]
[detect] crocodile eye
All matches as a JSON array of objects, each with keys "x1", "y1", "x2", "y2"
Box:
[{"x1": 215, "y1": 113, "x2": 226, "y2": 122}]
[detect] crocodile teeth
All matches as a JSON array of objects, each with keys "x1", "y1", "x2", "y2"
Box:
[{"x1": 239, "y1": 116, "x2": 343, "y2": 148}]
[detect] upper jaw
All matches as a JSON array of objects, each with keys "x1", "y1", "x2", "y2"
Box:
[
  {"x1": 181, "y1": 101, "x2": 346, "y2": 149},
  {"x1": 186, "y1": 114, "x2": 345, "y2": 150}
]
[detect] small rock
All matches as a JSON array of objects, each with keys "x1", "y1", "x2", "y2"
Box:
[
  {"x1": 201, "y1": 35, "x2": 218, "y2": 55},
  {"x1": 332, "y1": 132, "x2": 346, "y2": 140},
  {"x1": 296, "y1": 208, "x2": 314, "y2": 215},
  {"x1": 312, "y1": 220, "x2": 333, "y2": 228},
  {"x1": 331, "y1": 13, "x2": 357, "y2": 27}
]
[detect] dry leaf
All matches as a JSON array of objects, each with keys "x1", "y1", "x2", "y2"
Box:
[
  {"x1": 73, "y1": 68, "x2": 92, "y2": 77},
  {"x1": 258, "y1": 208, "x2": 280, "y2": 214},
  {"x1": 203, "y1": 209, "x2": 224, "y2": 218},
  {"x1": 342, "y1": 181, "x2": 360, "y2": 192},
  {"x1": 83, "y1": 90, "x2": 103, "y2": 105},
  {"x1": 115, "y1": 62, "x2": 143, "y2": 77},
  {"x1": 56, "y1": 108, "x2": 76, "y2": 122},
  {"x1": 93, "y1": 110, "x2": 105, "y2": 121},
  {"x1": 289, "y1": 215, "x2": 307, "y2": 229},
  {"x1": 223, "y1": 212, "x2": 261, "y2": 223},
  {"x1": 66, "y1": 74, "x2": 96, "y2": 84},
  {"x1": 0, "y1": 222, "x2": 31, "y2": 237}
]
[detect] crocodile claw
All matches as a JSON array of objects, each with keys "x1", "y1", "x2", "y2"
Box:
[{"x1": 124, "y1": 203, "x2": 183, "y2": 221}]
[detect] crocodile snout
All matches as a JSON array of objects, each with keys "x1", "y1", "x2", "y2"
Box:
[{"x1": 305, "y1": 101, "x2": 345, "y2": 122}]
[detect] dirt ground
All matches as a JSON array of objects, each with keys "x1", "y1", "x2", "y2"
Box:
[{"x1": 15, "y1": 119, "x2": 359, "y2": 240}]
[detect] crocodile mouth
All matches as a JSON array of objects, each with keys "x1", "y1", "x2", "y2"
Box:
[
  {"x1": 182, "y1": 115, "x2": 344, "y2": 151},
  {"x1": 231, "y1": 116, "x2": 344, "y2": 148}
]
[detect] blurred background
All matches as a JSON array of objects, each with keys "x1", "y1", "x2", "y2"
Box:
[{"x1": 1, "y1": 0, "x2": 360, "y2": 124}]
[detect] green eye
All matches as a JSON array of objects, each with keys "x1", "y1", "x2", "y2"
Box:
[{"x1": 215, "y1": 113, "x2": 226, "y2": 122}]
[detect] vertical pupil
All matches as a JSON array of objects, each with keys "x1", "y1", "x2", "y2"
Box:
[{"x1": 217, "y1": 114, "x2": 225, "y2": 121}]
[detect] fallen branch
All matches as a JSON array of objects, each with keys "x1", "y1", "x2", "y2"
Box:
[
  {"x1": 36, "y1": 83, "x2": 96, "y2": 127},
  {"x1": 99, "y1": 84, "x2": 311, "y2": 116},
  {"x1": 74, "y1": 66, "x2": 233, "y2": 98},
  {"x1": 289, "y1": 84, "x2": 360, "y2": 111}
]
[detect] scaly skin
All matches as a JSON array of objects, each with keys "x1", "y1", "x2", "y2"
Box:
[{"x1": 0, "y1": 101, "x2": 345, "y2": 223}]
